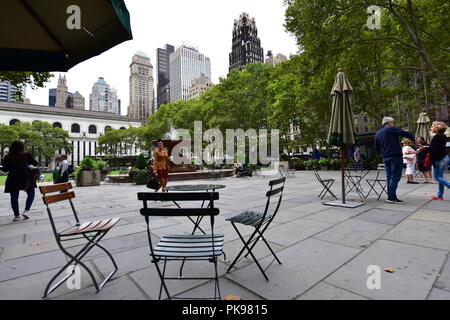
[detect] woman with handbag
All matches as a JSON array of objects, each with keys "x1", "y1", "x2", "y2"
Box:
[
  {"x1": 153, "y1": 139, "x2": 170, "y2": 193},
  {"x1": 424, "y1": 122, "x2": 450, "y2": 200},
  {"x1": 402, "y1": 140, "x2": 419, "y2": 184},
  {"x1": 416, "y1": 137, "x2": 434, "y2": 184},
  {"x1": 2, "y1": 141, "x2": 38, "y2": 222}
]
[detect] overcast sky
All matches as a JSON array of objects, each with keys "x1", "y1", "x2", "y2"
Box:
[{"x1": 26, "y1": 0, "x2": 299, "y2": 115}]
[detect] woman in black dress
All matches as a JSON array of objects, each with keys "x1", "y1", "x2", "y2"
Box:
[{"x1": 2, "y1": 141, "x2": 38, "y2": 221}]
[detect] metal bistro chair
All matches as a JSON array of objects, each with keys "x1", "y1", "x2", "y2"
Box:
[
  {"x1": 39, "y1": 183, "x2": 120, "y2": 298},
  {"x1": 138, "y1": 192, "x2": 224, "y2": 300},
  {"x1": 366, "y1": 164, "x2": 388, "y2": 200},
  {"x1": 345, "y1": 162, "x2": 368, "y2": 201},
  {"x1": 226, "y1": 177, "x2": 286, "y2": 281},
  {"x1": 314, "y1": 170, "x2": 338, "y2": 200}
]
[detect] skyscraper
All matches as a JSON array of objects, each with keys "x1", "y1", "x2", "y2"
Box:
[
  {"x1": 0, "y1": 81, "x2": 25, "y2": 103},
  {"x1": 89, "y1": 77, "x2": 120, "y2": 114},
  {"x1": 157, "y1": 44, "x2": 174, "y2": 108},
  {"x1": 188, "y1": 75, "x2": 213, "y2": 100},
  {"x1": 72, "y1": 91, "x2": 85, "y2": 110},
  {"x1": 265, "y1": 51, "x2": 288, "y2": 66},
  {"x1": 128, "y1": 51, "x2": 154, "y2": 123},
  {"x1": 169, "y1": 45, "x2": 211, "y2": 103},
  {"x1": 229, "y1": 13, "x2": 264, "y2": 72}
]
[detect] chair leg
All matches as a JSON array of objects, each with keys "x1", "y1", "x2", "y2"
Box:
[
  {"x1": 228, "y1": 223, "x2": 269, "y2": 281},
  {"x1": 155, "y1": 258, "x2": 170, "y2": 300},
  {"x1": 214, "y1": 260, "x2": 221, "y2": 300},
  {"x1": 226, "y1": 223, "x2": 259, "y2": 272}
]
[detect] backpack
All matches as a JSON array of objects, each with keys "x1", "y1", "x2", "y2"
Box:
[{"x1": 25, "y1": 165, "x2": 41, "y2": 181}]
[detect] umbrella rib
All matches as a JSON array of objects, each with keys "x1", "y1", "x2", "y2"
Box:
[{"x1": 20, "y1": 0, "x2": 68, "y2": 53}]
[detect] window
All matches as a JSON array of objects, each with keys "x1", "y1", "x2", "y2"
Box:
[
  {"x1": 105, "y1": 126, "x2": 113, "y2": 132},
  {"x1": 53, "y1": 122, "x2": 62, "y2": 129},
  {"x1": 89, "y1": 125, "x2": 97, "y2": 134},
  {"x1": 71, "y1": 123, "x2": 80, "y2": 133},
  {"x1": 120, "y1": 127, "x2": 126, "y2": 130},
  {"x1": 9, "y1": 119, "x2": 20, "y2": 126}
]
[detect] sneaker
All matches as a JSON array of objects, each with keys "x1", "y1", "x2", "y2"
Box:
[
  {"x1": 387, "y1": 198, "x2": 403, "y2": 204},
  {"x1": 22, "y1": 211, "x2": 30, "y2": 220},
  {"x1": 430, "y1": 197, "x2": 444, "y2": 201},
  {"x1": 386, "y1": 198, "x2": 397, "y2": 204},
  {"x1": 393, "y1": 198, "x2": 404, "y2": 203},
  {"x1": 13, "y1": 215, "x2": 25, "y2": 222}
]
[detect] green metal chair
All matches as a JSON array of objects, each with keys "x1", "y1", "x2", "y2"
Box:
[{"x1": 226, "y1": 177, "x2": 286, "y2": 281}]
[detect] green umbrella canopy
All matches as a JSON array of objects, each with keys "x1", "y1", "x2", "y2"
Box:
[
  {"x1": 328, "y1": 71, "x2": 356, "y2": 147},
  {"x1": 416, "y1": 112, "x2": 432, "y2": 144},
  {"x1": 0, "y1": 0, "x2": 132, "y2": 72}
]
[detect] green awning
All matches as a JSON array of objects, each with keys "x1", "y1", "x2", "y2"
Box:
[{"x1": 0, "y1": 0, "x2": 133, "y2": 72}]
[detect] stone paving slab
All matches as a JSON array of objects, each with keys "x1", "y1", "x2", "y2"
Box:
[
  {"x1": 410, "y1": 209, "x2": 450, "y2": 225},
  {"x1": 264, "y1": 219, "x2": 334, "y2": 247},
  {"x1": 314, "y1": 219, "x2": 392, "y2": 249},
  {"x1": 435, "y1": 256, "x2": 450, "y2": 292},
  {"x1": 428, "y1": 288, "x2": 450, "y2": 300},
  {"x1": 175, "y1": 278, "x2": 263, "y2": 300},
  {"x1": 325, "y1": 239, "x2": 446, "y2": 300},
  {"x1": 226, "y1": 238, "x2": 360, "y2": 300},
  {"x1": 354, "y1": 209, "x2": 410, "y2": 226},
  {"x1": 383, "y1": 219, "x2": 450, "y2": 251},
  {"x1": 297, "y1": 282, "x2": 369, "y2": 300}
]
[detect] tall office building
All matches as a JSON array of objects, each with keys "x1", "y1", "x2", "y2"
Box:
[
  {"x1": 169, "y1": 45, "x2": 211, "y2": 102},
  {"x1": 72, "y1": 91, "x2": 85, "y2": 110},
  {"x1": 229, "y1": 13, "x2": 264, "y2": 72},
  {"x1": 128, "y1": 51, "x2": 154, "y2": 123},
  {"x1": 89, "y1": 77, "x2": 120, "y2": 114},
  {"x1": 0, "y1": 80, "x2": 24, "y2": 103},
  {"x1": 188, "y1": 75, "x2": 213, "y2": 100},
  {"x1": 156, "y1": 44, "x2": 175, "y2": 108}
]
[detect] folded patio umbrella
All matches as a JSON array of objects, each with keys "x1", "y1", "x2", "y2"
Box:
[
  {"x1": 326, "y1": 70, "x2": 360, "y2": 207},
  {"x1": 416, "y1": 112, "x2": 432, "y2": 144},
  {"x1": 0, "y1": 0, "x2": 132, "y2": 71}
]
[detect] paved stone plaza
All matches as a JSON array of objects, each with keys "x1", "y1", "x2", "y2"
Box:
[{"x1": 0, "y1": 171, "x2": 449, "y2": 300}]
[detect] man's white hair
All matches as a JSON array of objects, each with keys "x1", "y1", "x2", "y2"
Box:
[{"x1": 382, "y1": 117, "x2": 395, "y2": 126}]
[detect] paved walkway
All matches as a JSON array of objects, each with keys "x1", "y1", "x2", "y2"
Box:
[{"x1": 0, "y1": 171, "x2": 449, "y2": 300}]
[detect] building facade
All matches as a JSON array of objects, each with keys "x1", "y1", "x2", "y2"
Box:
[
  {"x1": 265, "y1": 52, "x2": 288, "y2": 66},
  {"x1": 229, "y1": 13, "x2": 264, "y2": 72},
  {"x1": 55, "y1": 74, "x2": 68, "y2": 108},
  {"x1": 156, "y1": 44, "x2": 175, "y2": 109},
  {"x1": 49, "y1": 75, "x2": 85, "y2": 110},
  {"x1": 169, "y1": 45, "x2": 211, "y2": 102},
  {"x1": 72, "y1": 91, "x2": 85, "y2": 110},
  {"x1": 187, "y1": 75, "x2": 213, "y2": 100},
  {"x1": 128, "y1": 52, "x2": 154, "y2": 124},
  {"x1": 0, "y1": 80, "x2": 25, "y2": 103},
  {"x1": 0, "y1": 101, "x2": 141, "y2": 167},
  {"x1": 90, "y1": 77, "x2": 120, "y2": 115}
]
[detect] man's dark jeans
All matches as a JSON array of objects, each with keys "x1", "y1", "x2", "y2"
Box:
[{"x1": 383, "y1": 156, "x2": 403, "y2": 200}]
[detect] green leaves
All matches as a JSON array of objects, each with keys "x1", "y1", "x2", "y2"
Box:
[{"x1": 0, "y1": 72, "x2": 53, "y2": 102}]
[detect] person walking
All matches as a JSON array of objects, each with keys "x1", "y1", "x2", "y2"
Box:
[
  {"x1": 2, "y1": 141, "x2": 39, "y2": 222},
  {"x1": 416, "y1": 137, "x2": 434, "y2": 184},
  {"x1": 402, "y1": 140, "x2": 419, "y2": 184},
  {"x1": 153, "y1": 139, "x2": 170, "y2": 193},
  {"x1": 353, "y1": 147, "x2": 361, "y2": 163},
  {"x1": 424, "y1": 122, "x2": 450, "y2": 200},
  {"x1": 375, "y1": 117, "x2": 415, "y2": 203},
  {"x1": 57, "y1": 155, "x2": 69, "y2": 184}
]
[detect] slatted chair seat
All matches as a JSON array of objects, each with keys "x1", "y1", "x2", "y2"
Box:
[
  {"x1": 227, "y1": 211, "x2": 272, "y2": 227},
  {"x1": 154, "y1": 234, "x2": 224, "y2": 258},
  {"x1": 39, "y1": 183, "x2": 119, "y2": 298},
  {"x1": 60, "y1": 218, "x2": 120, "y2": 237}
]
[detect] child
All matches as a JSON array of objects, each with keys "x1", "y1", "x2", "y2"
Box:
[{"x1": 402, "y1": 140, "x2": 418, "y2": 184}]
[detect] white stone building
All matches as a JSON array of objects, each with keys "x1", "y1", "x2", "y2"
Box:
[
  {"x1": 0, "y1": 101, "x2": 141, "y2": 168},
  {"x1": 187, "y1": 75, "x2": 213, "y2": 100}
]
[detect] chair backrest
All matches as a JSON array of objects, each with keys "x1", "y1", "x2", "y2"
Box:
[
  {"x1": 39, "y1": 183, "x2": 79, "y2": 236},
  {"x1": 260, "y1": 177, "x2": 286, "y2": 227},
  {"x1": 138, "y1": 192, "x2": 220, "y2": 260}
]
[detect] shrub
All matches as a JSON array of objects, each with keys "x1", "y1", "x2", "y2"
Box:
[
  {"x1": 96, "y1": 160, "x2": 107, "y2": 171},
  {"x1": 135, "y1": 154, "x2": 149, "y2": 170},
  {"x1": 131, "y1": 169, "x2": 152, "y2": 185}
]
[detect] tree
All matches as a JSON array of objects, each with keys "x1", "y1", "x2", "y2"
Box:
[
  {"x1": 0, "y1": 124, "x2": 19, "y2": 161},
  {"x1": 0, "y1": 72, "x2": 53, "y2": 102}
]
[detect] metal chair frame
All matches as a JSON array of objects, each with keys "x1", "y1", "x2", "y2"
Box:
[
  {"x1": 39, "y1": 183, "x2": 119, "y2": 298},
  {"x1": 314, "y1": 170, "x2": 338, "y2": 200},
  {"x1": 226, "y1": 177, "x2": 286, "y2": 281},
  {"x1": 366, "y1": 165, "x2": 388, "y2": 200},
  {"x1": 345, "y1": 163, "x2": 369, "y2": 201},
  {"x1": 138, "y1": 192, "x2": 224, "y2": 300}
]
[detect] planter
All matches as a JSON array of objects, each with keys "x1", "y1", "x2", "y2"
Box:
[{"x1": 77, "y1": 170, "x2": 101, "y2": 187}]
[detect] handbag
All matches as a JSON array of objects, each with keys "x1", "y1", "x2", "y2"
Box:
[
  {"x1": 146, "y1": 174, "x2": 161, "y2": 191},
  {"x1": 423, "y1": 153, "x2": 432, "y2": 168}
]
